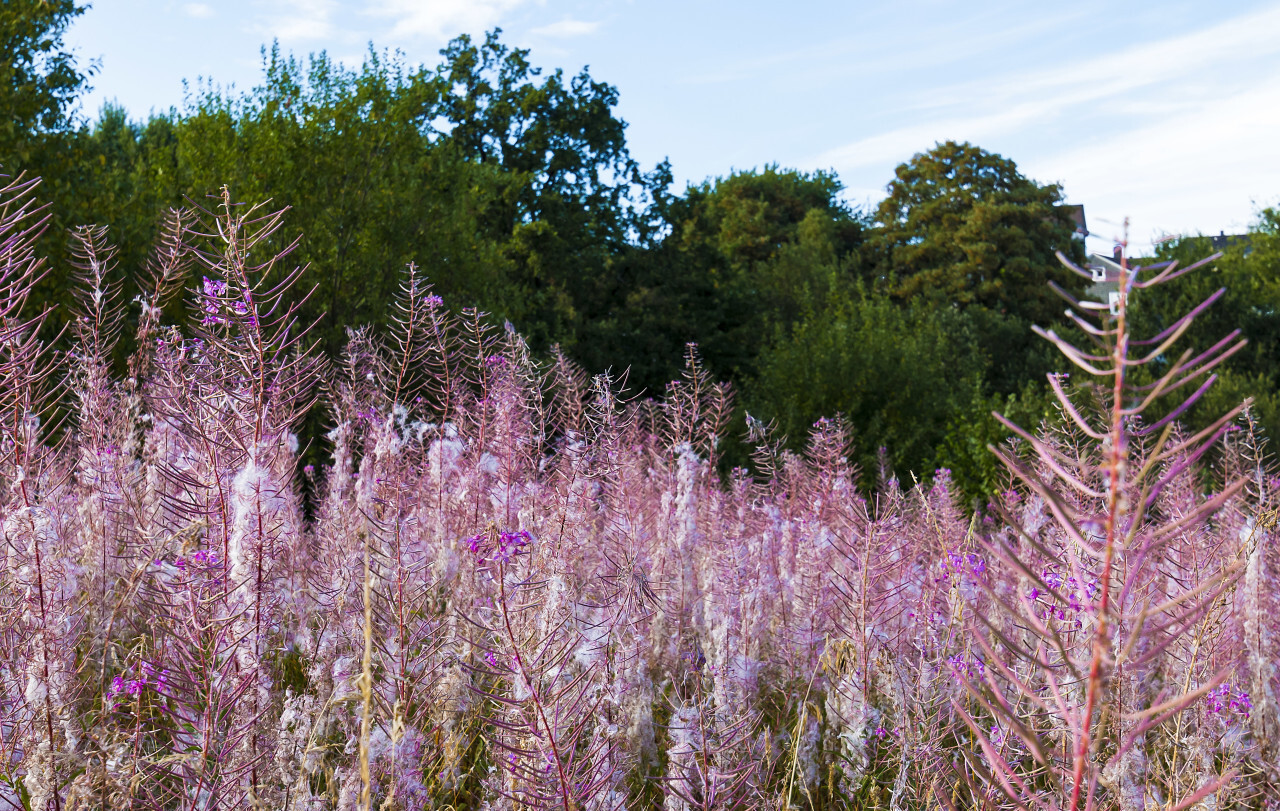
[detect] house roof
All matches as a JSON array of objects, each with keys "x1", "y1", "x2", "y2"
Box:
[
  {"x1": 1060, "y1": 204, "x2": 1088, "y2": 238},
  {"x1": 1211, "y1": 230, "x2": 1252, "y2": 253}
]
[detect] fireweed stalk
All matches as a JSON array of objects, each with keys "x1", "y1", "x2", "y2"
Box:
[
  {"x1": 463, "y1": 526, "x2": 625, "y2": 810},
  {"x1": 137, "y1": 187, "x2": 320, "y2": 808},
  {"x1": 66, "y1": 224, "x2": 136, "y2": 811},
  {"x1": 949, "y1": 225, "x2": 1255, "y2": 810},
  {"x1": 3, "y1": 176, "x2": 1277, "y2": 810},
  {"x1": 0, "y1": 172, "x2": 79, "y2": 811}
]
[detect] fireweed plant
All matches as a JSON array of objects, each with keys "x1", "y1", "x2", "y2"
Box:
[
  {"x1": 1, "y1": 175, "x2": 1277, "y2": 811},
  {"x1": 946, "y1": 228, "x2": 1274, "y2": 810}
]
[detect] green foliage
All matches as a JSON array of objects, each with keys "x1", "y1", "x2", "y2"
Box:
[
  {"x1": 873, "y1": 140, "x2": 1083, "y2": 318},
  {"x1": 679, "y1": 168, "x2": 865, "y2": 342},
  {"x1": 631, "y1": 168, "x2": 866, "y2": 390},
  {"x1": 934, "y1": 383, "x2": 1056, "y2": 506},
  {"x1": 1129, "y1": 210, "x2": 1280, "y2": 442},
  {"x1": 1, "y1": 0, "x2": 102, "y2": 341},
  {"x1": 568, "y1": 166, "x2": 868, "y2": 397},
  {"x1": 0, "y1": 0, "x2": 91, "y2": 165},
  {"x1": 747, "y1": 285, "x2": 987, "y2": 481},
  {"x1": 871, "y1": 141, "x2": 1084, "y2": 395},
  {"x1": 172, "y1": 45, "x2": 522, "y2": 354},
  {"x1": 7, "y1": 12, "x2": 1276, "y2": 502},
  {"x1": 18, "y1": 33, "x2": 651, "y2": 360}
]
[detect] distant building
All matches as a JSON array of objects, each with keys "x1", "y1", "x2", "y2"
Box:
[
  {"x1": 1087, "y1": 250, "x2": 1124, "y2": 315},
  {"x1": 1211, "y1": 230, "x2": 1253, "y2": 256},
  {"x1": 1062, "y1": 207, "x2": 1251, "y2": 314},
  {"x1": 1060, "y1": 204, "x2": 1088, "y2": 242}
]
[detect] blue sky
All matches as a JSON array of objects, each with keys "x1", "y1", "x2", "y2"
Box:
[{"x1": 66, "y1": 1, "x2": 1280, "y2": 253}]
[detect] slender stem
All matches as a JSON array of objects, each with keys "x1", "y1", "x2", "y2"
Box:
[
  {"x1": 1071, "y1": 232, "x2": 1129, "y2": 811},
  {"x1": 14, "y1": 406, "x2": 62, "y2": 811},
  {"x1": 359, "y1": 530, "x2": 374, "y2": 811},
  {"x1": 496, "y1": 564, "x2": 576, "y2": 810}
]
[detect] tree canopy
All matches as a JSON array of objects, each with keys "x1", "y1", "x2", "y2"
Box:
[
  {"x1": 0, "y1": 0, "x2": 92, "y2": 163},
  {"x1": 874, "y1": 140, "x2": 1083, "y2": 322},
  {"x1": 4, "y1": 14, "x2": 1276, "y2": 500}
]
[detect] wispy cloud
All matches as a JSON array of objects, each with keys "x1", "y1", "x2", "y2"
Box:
[
  {"x1": 254, "y1": 0, "x2": 340, "y2": 43},
  {"x1": 530, "y1": 18, "x2": 601, "y2": 38},
  {"x1": 807, "y1": 3, "x2": 1280, "y2": 250},
  {"x1": 183, "y1": 2, "x2": 214, "y2": 19},
  {"x1": 1028, "y1": 72, "x2": 1280, "y2": 246},
  {"x1": 368, "y1": 0, "x2": 530, "y2": 41},
  {"x1": 901, "y1": 4, "x2": 1280, "y2": 119},
  {"x1": 680, "y1": 6, "x2": 1083, "y2": 88},
  {"x1": 816, "y1": 105, "x2": 1049, "y2": 172},
  {"x1": 817, "y1": 4, "x2": 1280, "y2": 171}
]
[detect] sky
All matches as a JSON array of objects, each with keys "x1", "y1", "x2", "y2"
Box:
[{"x1": 64, "y1": 0, "x2": 1280, "y2": 254}]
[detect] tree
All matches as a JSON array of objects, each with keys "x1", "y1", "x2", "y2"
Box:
[
  {"x1": 0, "y1": 0, "x2": 93, "y2": 168},
  {"x1": 22, "y1": 31, "x2": 651, "y2": 358},
  {"x1": 172, "y1": 45, "x2": 520, "y2": 354},
  {"x1": 433, "y1": 30, "x2": 650, "y2": 353},
  {"x1": 747, "y1": 286, "x2": 987, "y2": 481},
  {"x1": 1129, "y1": 210, "x2": 1280, "y2": 441},
  {"x1": 436, "y1": 30, "x2": 636, "y2": 232},
  {"x1": 874, "y1": 140, "x2": 1083, "y2": 319},
  {"x1": 872, "y1": 140, "x2": 1084, "y2": 392},
  {"x1": 566, "y1": 166, "x2": 867, "y2": 396}
]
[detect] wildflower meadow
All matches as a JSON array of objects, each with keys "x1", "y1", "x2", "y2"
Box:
[{"x1": 2, "y1": 168, "x2": 1279, "y2": 811}]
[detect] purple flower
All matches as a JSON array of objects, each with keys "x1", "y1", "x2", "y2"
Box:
[
  {"x1": 127, "y1": 679, "x2": 144, "y2": 696},
  {"x1": 947, "y1": 655, "x2": 985, "y2": 679},
  {"x1": 494, "y1": 530, "x2": 531, "y2": 562},
  {"x1": 202, "y1": 277, "x2": 228, "y2": 297},
  {"x1": 468, "y1": 529, "x2": 533, "y2": 564},
  {"x1": 1210, "y1": 684, "x2": 1253, "y2": 719},
  {"x1": 966, "y1": 553, "x2": 986, "y2": 575},
  {"x1": 484, "y1": 355, "x2": 507, "y2": 368},
  {"x1": 110, "y1": 675, "x2": 124, "y2": 695},
  {"x1": 424, "y1": 293, "x2": 443, "y2": 308}
]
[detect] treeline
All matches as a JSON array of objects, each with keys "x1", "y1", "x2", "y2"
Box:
[{"x1": 5, "y1": 1, "x2": 1278, "y2": 499}]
